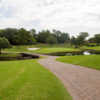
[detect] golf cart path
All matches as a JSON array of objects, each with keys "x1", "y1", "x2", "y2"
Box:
[{"x1": 38, "y1": 55, "x2": 100, "y2": 100}]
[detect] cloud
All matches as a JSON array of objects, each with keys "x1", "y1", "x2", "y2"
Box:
[{"x1": 0, "y1": 0, "x2": 100, "y2": 36}]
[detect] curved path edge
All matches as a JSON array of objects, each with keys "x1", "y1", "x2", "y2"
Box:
[{"x1": 38, "y1": 55, "x2": 100, "y2": 100}]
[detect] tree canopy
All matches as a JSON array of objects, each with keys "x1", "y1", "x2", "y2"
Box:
[
  {"x1": 0, "y1": 37, "x2": 11, "y2": 54},
  {"x1": 46, "y1": 35, "x2": 57, "y2": 44},
  {"x1": 2, "y1": 27, "x2": 100, "y2": 47},
  {"x1": 0, "y1": 28, "x2": 36, "y2": 45}
]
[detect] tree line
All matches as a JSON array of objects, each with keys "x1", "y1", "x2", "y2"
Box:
[{"x1": 0, "y1": 28, "x2": 100, "y2": 48}]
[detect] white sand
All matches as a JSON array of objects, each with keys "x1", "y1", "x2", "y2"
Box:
[
  {"x1": 28, "y1": 48, "x2": 40, "y2": 51},
  {"x1": 83, "y1": 51, "x2": 91, "y2": 55}
]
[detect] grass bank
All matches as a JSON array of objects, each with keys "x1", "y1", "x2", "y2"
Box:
[
  {"x1": 0, "y1": 59, "x2": 72, "y2": 100},
  {"x1": 57, "y1": 55, "x2": 100, "y2": 70}
]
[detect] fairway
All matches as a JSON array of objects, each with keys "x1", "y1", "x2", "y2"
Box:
[
  {"x1": 57, "y1": 55, "x2": 100, "y2": 70},
  {"x1": 4, "y1": 45, "x2": 78, "y2": 54},
  {"x1": 83, "y1": 46, "x2": 100, "y2": 50},
  {"x1": 33, "y1": 48, "x2": 78, "y2": 54},
  {"x1": 0, "y1": 60, "x2": 72, "y2": 100}
]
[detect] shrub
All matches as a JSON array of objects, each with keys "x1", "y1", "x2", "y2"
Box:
[{"x1": 0, "y1": 37, "x2": 11, "y2": 54}]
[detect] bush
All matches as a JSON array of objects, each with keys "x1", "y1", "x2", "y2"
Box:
[
  {"x1": 0, "y1": 37, "x2": 11, "y2": 54},
  {"x1": 46, "y1": 35, "x2": 57, "y2": 44}
]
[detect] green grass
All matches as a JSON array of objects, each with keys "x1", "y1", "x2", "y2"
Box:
[
  {"x1": 33, "y1": 48, "x2": 79, "y2": 54},
  {"x1": 81, "y1": 46, "x2": 100, "y2": 50},
  {"x1": 0, "y1": 59, "x2": 72, "y2": 100},
  {"x1": 4, "y1": 45, "x2": 78, "y2": 54},
  {"x1": 57, "y1": 55, "x2": 100, "y2": 70},
  {"x1": 0, "y1": 53, "x2": 20, "y2": 57},
  {"x1": 4, "y1": 45, "x2": 35, "y2": 53}
]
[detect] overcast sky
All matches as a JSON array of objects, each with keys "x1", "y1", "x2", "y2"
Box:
[{"x1": 0, "y1": 0, "x2": 100, "y2": 36}]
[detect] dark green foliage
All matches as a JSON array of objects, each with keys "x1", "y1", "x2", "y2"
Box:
[
  {"x1": 0, "y1": 30, "x2": 4, "y2": 37},
  {"x1": 88, "y1": 34, "x2": 100, "y2": 45},
  {"x1": 53, "y1": 30, "x2": 62, "y2": 43},
  {"x1": 60, "y1": 33, "x2": 70, "y2": 43},
  {"x1": 30, "y1": 29, "x2": 38, "y2": 40},
  {"x1": 0, "y1": 28, "x2": 36, "y2": 45},
  {"x1": 94, "y1": 34, "x2": 100, "y2": 45},
  {"x1": 0, "y1": 37, "x2": 11, "y2": 54},
  {"x1": 37, "y1": 30, "x2": 51, "y2": 43},
  {"x1": 76, "y1": 32, "x2": 89, "y2": 46},
  {"x1": 1, "y1": 28, "x2": 18, "y2": 44},
  {"x1": 71, "y1": 36, "x2": 76, "y2": 45},
  {"x1": 0, "y1": 27, "x2": 97, "y2": 47},
  {"x1": 71, "y1": 32, "x2": 89, "y2": 47},
  {"x1": 88, "y1": 37, "x2": 96, "y2": 43},
  {"x1": 53, "y1": 30, "x2": 70, "y2": 43},
  {"x1": 16, "y1": 28, "x2": 36, "y2": 45},
  {"x1": 46, "y1": 35, "x2": 57, "y2": 44}
]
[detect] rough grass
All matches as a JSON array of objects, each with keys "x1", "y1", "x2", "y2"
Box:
[
  {"x1": 57, "y1": 55, "x2": 100, "y2": 70},
  {"x1": 0, "y1": 60, "x2": 72, "y2": 100}
]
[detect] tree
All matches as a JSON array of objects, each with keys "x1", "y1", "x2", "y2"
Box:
[
  {"x1": 94, "y1": 34, "x2": 100, "y2": 45},
  {"x1": 59, "y1": 33, "x2": 70, "y2": 43},
  {"x1": 0, "y1": 30, "x2": 4, "y2": 37},
  {"x1": 1, "y1": 28, "x2": 18, "y2": 44},
  {"x1": 70, "y1": 32, "x2": 89, "y2": 48},
  {"x1": 0, "y1": 28, "x2": 36, "y2": 45},
  {"x1": 14, "y1": 28, "x2": 36, "y2": 45},
  {"x1": 53, "y1": 29, "x2": 62, "y2": 43},
  {"x1": 53, "y1": 30, "x2": 70, "y2": 43},
  {"x1": 46, "y1": 35, "x2": 57, "y2": 44},
  {"x1": 76, "y1": 32, "x2": 89, "y2": 46},
  {"x1": 88, "y1": 37, "x2": 95, "y2": 43},
  {"x1": 30, "y1": 29, "x2": 36, "y2": 36},
  {"x1": 37, "y1": 30, "x2": 51, "y2": 43},
  {"x1": 88, "y1": 34, "x2": 100, "y2": 45},
  {"x1": 70, "y1": 36, "x2": 78, "y2": 48},
  {"x1": 30, "y1": 29, "x2": 37, "y2": 40},
  {"x1": 0, "y1": 37, "x2": 11, "y2": 54}
]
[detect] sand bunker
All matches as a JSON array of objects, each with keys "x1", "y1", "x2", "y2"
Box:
[{"x1": 28, "y1": 48, "x2": 40, "y2": 51}]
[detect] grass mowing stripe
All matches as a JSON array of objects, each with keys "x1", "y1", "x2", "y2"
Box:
[{"x1": 0, "y1": 60, "x2": 72, "y2": 100}]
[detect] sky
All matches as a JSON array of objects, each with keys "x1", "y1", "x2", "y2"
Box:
[{"x1": 0, "y1": 0, "x2": 100, "y2": 36}]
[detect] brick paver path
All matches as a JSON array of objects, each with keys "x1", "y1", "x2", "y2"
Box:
[{"x1": 38, "y1": 56, "x2": 100, "y2": 100}]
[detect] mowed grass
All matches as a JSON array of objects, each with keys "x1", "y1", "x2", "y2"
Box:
[
  {"x1": 0, "y1": 60, "x2": 72, "y2": 100},
  {"x1": 82, "y1": 46, "x2": 100, "y2": 50},
  {"x1": 34, "y1": 48, "x2": 79, "y2": 54},
  {"x1": 4, "y1": 45, "x2": 78, "y2": 54},
  {"x1": 4, "y1": 45, "x2": 35, "y2": 53},
  {"x1": 0, "y1": 53, "x2": 20, "y2": 57},
  {"x1": 57, "y1": 55, "x2": 100, "y2": 70}
]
